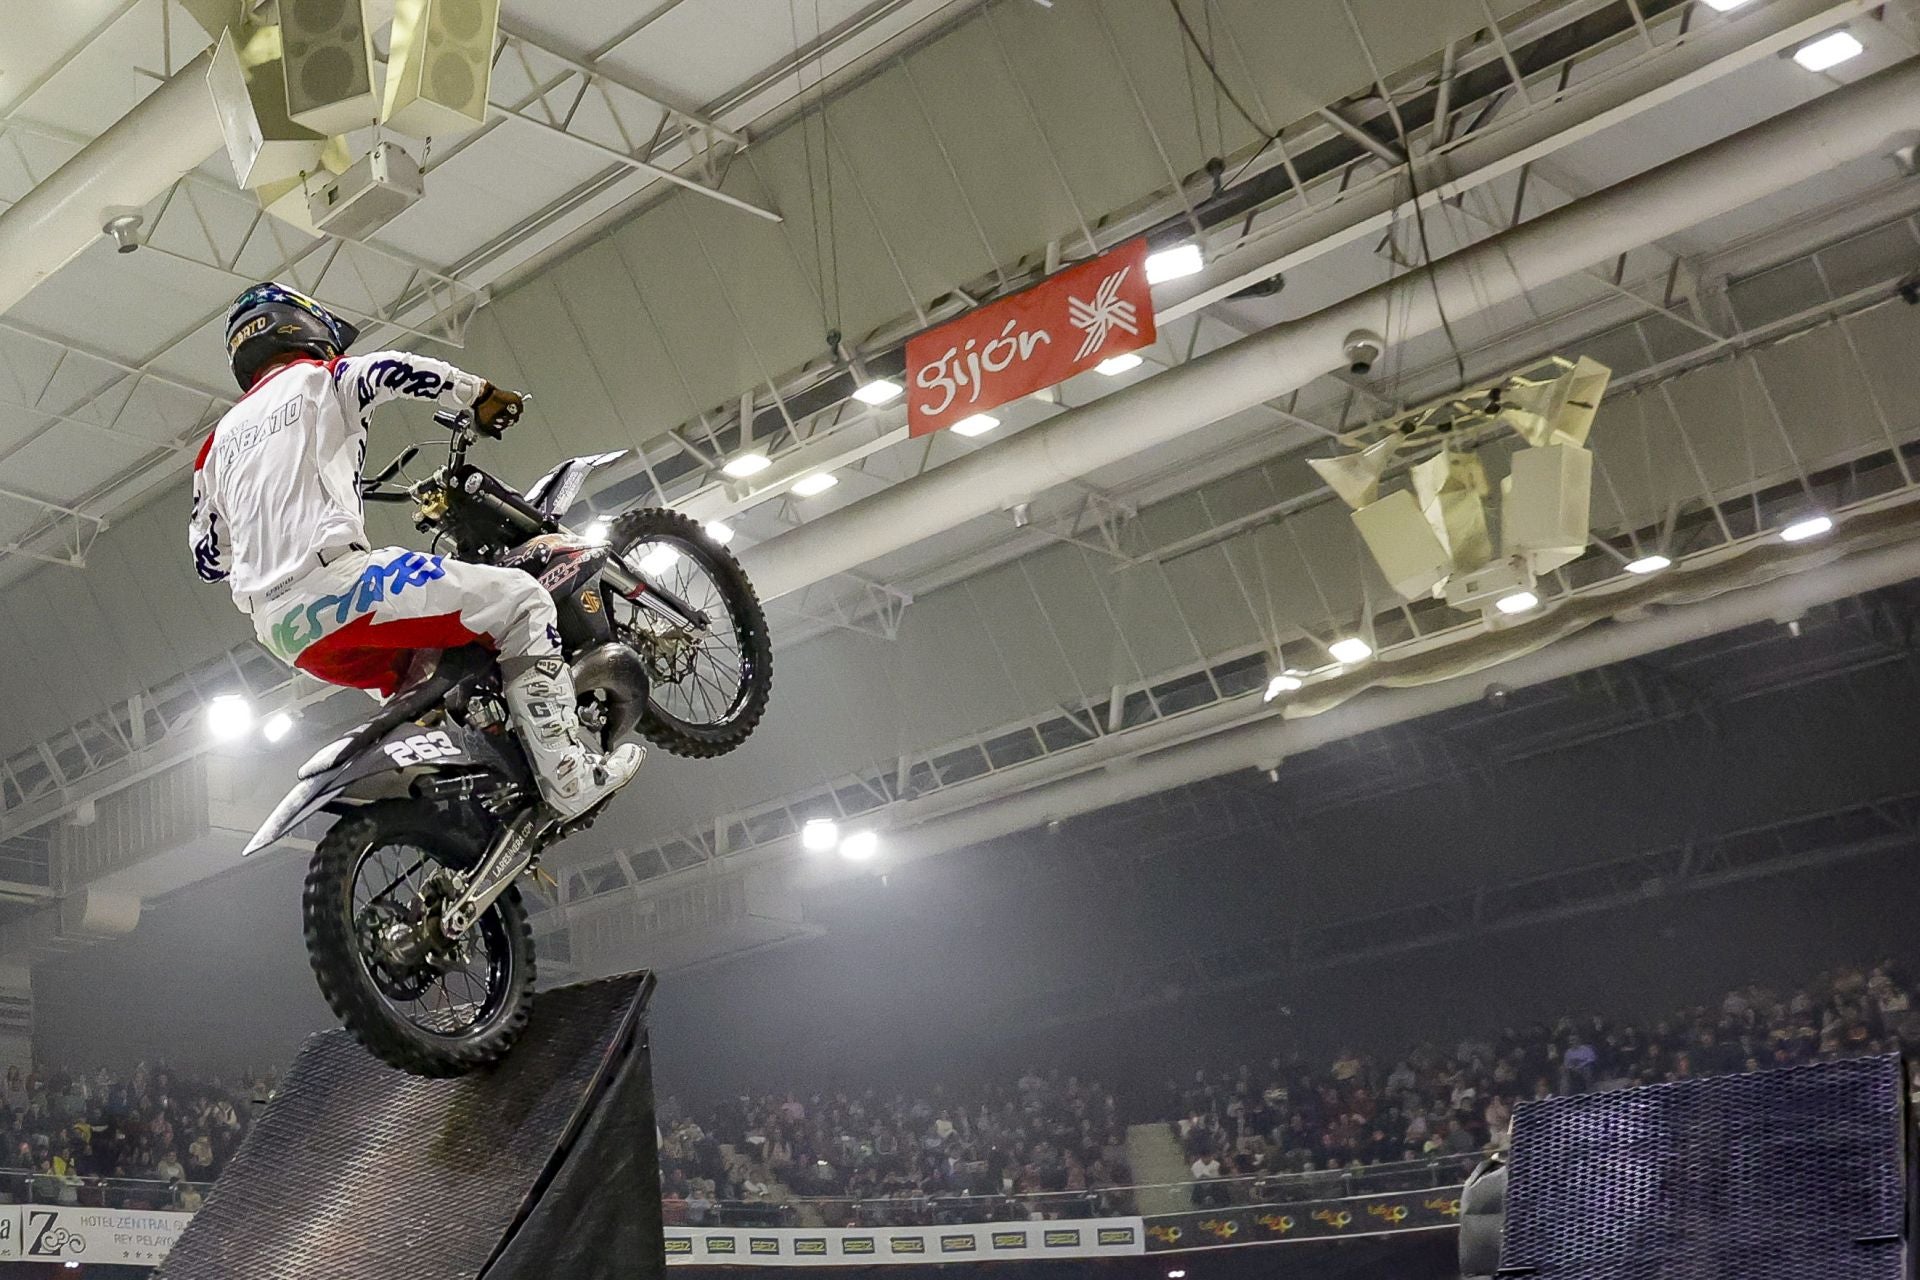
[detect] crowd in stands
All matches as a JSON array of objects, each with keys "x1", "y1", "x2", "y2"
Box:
[
  {"x1": 661, "y1": 960, "x2": 1920, "y2": 1222},
  {"x1": 11, "y1": 961, "x2": 1912, "y2": 1223},
  {"x1": 657, "y1": 1073, "x2": 1134, "y2": 1226},
  {"x1": 1163, "y1": 959, "x2": 1918, "y2": 1204},
  {"x1": 0, "y1": 1063, "x2": 266, "y2": 1209}
]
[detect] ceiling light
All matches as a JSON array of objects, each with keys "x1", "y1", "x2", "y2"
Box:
[
  {"x1": 262, "y1": 711, "x2": 295, "y2": 743},
  {"x1": 1145, "y1": 243, "x2": 1204, "y2": 284},
  {"x1": 1792, "y1": 30, "x2": 1862, "y2": 71},
  {"x1": 582, "y1": 517, "x2": 610, "y2": 544},
  {"x1": 636, "y1": 545, "x2": 681, "y2": 577},
  {"x1": 1780, "y1": 514, "x2": 1833, "y2": 542},
  {"x1": 791, "y1": 472, "x2": 839, "y2": 497},
  {"x1": 853, "y1": 377, "x2": 904, "y2": 406},
  {"x1": 1494, "y1": 590, "x2": 1539, "y2": 615},
  {"x1": 1264, "y1": 674, "x2": 1302, "y2": 702},
  {"x1": 1095, "y1": 353, "x2": 1144, "y2": 376},
  {"x1": 206, "y1": 694, "x2": 253, "y2": 740},
  {"x1": 1701, "y1": 0, "x2": 1755, "y2": 10},
  {"x1": 1168, "y1": 1271, "x2": 1187, "y2": 1279},
  {"x1": 722, "y1": 452, "x2": 772, "y2": 479},
  {"x1": 1624, "y1": 554, "x2": 1672, "y2": 575},
  {"x1": 839, "y1": 830, "x2": 880, "y2": 862},
  {"x1": 1328, "y1": 637, "x2": 1373, "y2": 665},
  {"x1": 951, "y1": 413, "x2": 1001, "y2": 437},
  {"x1": 704, "y1": 520, "x2": 735, "y2": 545},
  {"x1": 801, "y1": 818, "x2": 840, "y2": 853}
]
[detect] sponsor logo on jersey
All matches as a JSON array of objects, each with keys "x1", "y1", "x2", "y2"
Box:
[
  {"x1": 268, "y1": 550, "x2": 447, "y2": 657},
  {"x1": 350, "y1": 357, "x2": 445, "y2": 411}
]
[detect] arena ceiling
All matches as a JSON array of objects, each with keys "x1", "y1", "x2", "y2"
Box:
[{"x1": 1, "y1": 0, "x2": 1919, "y2": 977}]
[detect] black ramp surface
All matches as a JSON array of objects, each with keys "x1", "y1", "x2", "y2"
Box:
[
  {"x1": 156, "y1": 972, "x2": 664, "y2": 1280},
  {"x1": 1502, "y1": 1053, "x2": 1908, "y2": 1280}
]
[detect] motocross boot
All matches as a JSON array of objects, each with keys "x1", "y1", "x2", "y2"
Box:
[{"x1": 503, "y1": 658, "x2": 644, "y2": 820}]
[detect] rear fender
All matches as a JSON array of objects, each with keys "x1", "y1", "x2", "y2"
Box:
[{"x1": 241, "y1": 720, "x2": 529, "y2": 856}]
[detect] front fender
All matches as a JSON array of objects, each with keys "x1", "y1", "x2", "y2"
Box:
[{"x1": 241, "y1": 722, "x2": 527, "y2": 856}]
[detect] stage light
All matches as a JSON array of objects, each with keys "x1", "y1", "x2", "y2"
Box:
[
  {"x1": 791, "y1": 472, "x2": 839, "y2": 497},
  {"x1": 1792, "y1": 30, "x2": 1862, "y2": 71},
  {"x1": 1780, "y1": 514, "x2": 1833, "y2": 542},
  {"x1": 1264, "y1": 674, "x2": 1301, "y2": 702},
  {"x1": 1625, "y1": 554, "x2": 1671, "y2": 575},
  {"x1": 1329, "y1": 637, "x2": 1373, "y2": 665},
  {"x1": 951, "y1": 413, "x2": 1001, "y2": 437},
  {"x1": 1702, "y1": 0, "x2": 1755, "y2": 10},
  {"x1": 582, "y1": 518, "x2": 610, "y2": 544},
  {"x1": 801, "y1": 818, "x2": 840, "y2": 852},
  {"x1": 839, "y1": 830, "x2": 879, "y2": 861},
  {"x1": 1495, "y1": 590, "x2": 1539, "y2": 615},
  {"x1": 1145, "y1": 243, "x2": 1204, "y2": 284},
  {"x1": 1096, "y1": 353, "x2": 1144, "y2": 376},
  {"x1": 262, "y1": 711, "x2": 295, "y2": 743},
  {"x1": 722, "y1": 452, "x2": 772, "y2": 478},
  {"x1": 206, "y1": 694, "x2": 253, "y2": 740},
  {"x1": 853, "y1": 377, "x2": 904, "y2": 406},
  {"x1": 704, "y1": 520, "x2": 736, "y2": 545}
]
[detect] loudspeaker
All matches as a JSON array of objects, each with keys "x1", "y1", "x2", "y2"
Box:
[
  {"x1": 1502, "y1": 443, "x2": 1593, "y2": 575},
  {"x1": 381, "y1": 0, "x2": 500, "y2": 139},
  {"x1": 255, "y1": 136, "x2": 352, "y2": 235},
  {"x1": 1354, "y1": 489, "x2": 1452, "y2": 600},
  {"x1": 278, "y1": 0, "x2": 379, "y2": 134},
  {"x1": 207, "y1": 24, "x2": 326, "y2": 190},
  {"x1": 1502, "y1": 1054, "x2": 1909, "y2": 1280}
]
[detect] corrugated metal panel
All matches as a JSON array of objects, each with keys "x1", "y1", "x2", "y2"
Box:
[{"x1": 51, "y1": 756, "x2": 209, "y2": 887}]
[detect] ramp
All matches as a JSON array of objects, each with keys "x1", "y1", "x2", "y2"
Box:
[{"x1": 156, "y1": 971, "x2": 664, "y2": 1280}]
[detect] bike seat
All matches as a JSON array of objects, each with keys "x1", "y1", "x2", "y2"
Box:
[{"x1": 311, "y1": 646, "x2": 494, "y2": 776}]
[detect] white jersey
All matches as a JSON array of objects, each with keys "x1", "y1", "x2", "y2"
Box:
[{"x1": 188, "y1": 352, "x2": 484, "y2": 609}]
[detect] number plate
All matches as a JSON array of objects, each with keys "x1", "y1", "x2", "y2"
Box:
[{"x1": 382, "y1": 730, "x2": 458, "y2": 767}]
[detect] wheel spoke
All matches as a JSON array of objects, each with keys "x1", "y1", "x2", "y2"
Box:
[{"x1": 348, "y1": 836, "x2": 511, "y2": 1042}]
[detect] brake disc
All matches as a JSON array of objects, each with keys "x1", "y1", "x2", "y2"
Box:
[{"x1": 358, "y1": 871, "x2": 472, "y2": 1000}]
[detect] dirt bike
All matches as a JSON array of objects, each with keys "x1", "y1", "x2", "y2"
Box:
[{"x1": 241, "y1": 408, "x2": 772, "y2": 1077}]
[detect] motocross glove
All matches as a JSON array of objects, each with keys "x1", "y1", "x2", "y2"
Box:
[{"x1": 473, "y1": 382, "x2": 527, "y2": 437}]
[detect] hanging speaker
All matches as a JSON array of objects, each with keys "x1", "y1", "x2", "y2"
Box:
[
  {"x1": 1502, "y1": 443, "x2": 1593, "y2": 575},
  {"x1": 278, "y1": 0, "x2": 379, "y2": 134},
  {"x1": 207, "y1": 24, "x2": 327, "y2": 190},
  {"x1": 382, "y1": 0, "x2": 500, "y2": 139},
  {"x1": 1353, "y1": 489, "x2": 1452, "y2": 601}
]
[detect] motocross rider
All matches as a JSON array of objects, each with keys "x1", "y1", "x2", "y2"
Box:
[{"x1": 188, "y1": 282, "x2": 643, "y2": 820}]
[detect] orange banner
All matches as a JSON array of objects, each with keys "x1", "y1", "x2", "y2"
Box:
[{"x1": 906, "y1": 238, "x2": 1156, "y2": 437}]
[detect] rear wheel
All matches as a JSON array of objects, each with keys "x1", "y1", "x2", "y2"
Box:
[
  {"x1": 303, "y1": 801, "x2": 533, "y2": 1077},
  {"x1": 604, "y1": 507, "x2": 772, "y2": 759}
]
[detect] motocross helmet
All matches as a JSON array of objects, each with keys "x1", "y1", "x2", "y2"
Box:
[{"x1": 224, "y1": 282, "x2": 361, "y2": 391}]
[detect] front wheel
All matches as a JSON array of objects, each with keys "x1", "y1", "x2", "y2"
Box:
[
  {"x1": 303, "y1": 801, "x2": 534, "y2": 1077},
  {"x1": 604, "y1": 507, "x2": 773, "y2": 759}
]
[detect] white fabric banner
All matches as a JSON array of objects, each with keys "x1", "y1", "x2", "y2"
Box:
[
  {"x1": 665, "y1": 1218, "x2": 1146, "y2": 1266},
  {"x1": 0, "y1": 1205, "x2": 194, "y2": 1265}
]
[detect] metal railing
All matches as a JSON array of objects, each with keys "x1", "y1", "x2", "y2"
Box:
[
  {"x1": 666, "y1": 1153, "x2": 1480, "y2": 1228},
  {"x1": 0, "y1": 1167, "x2": 215, "y2": 1211}
]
